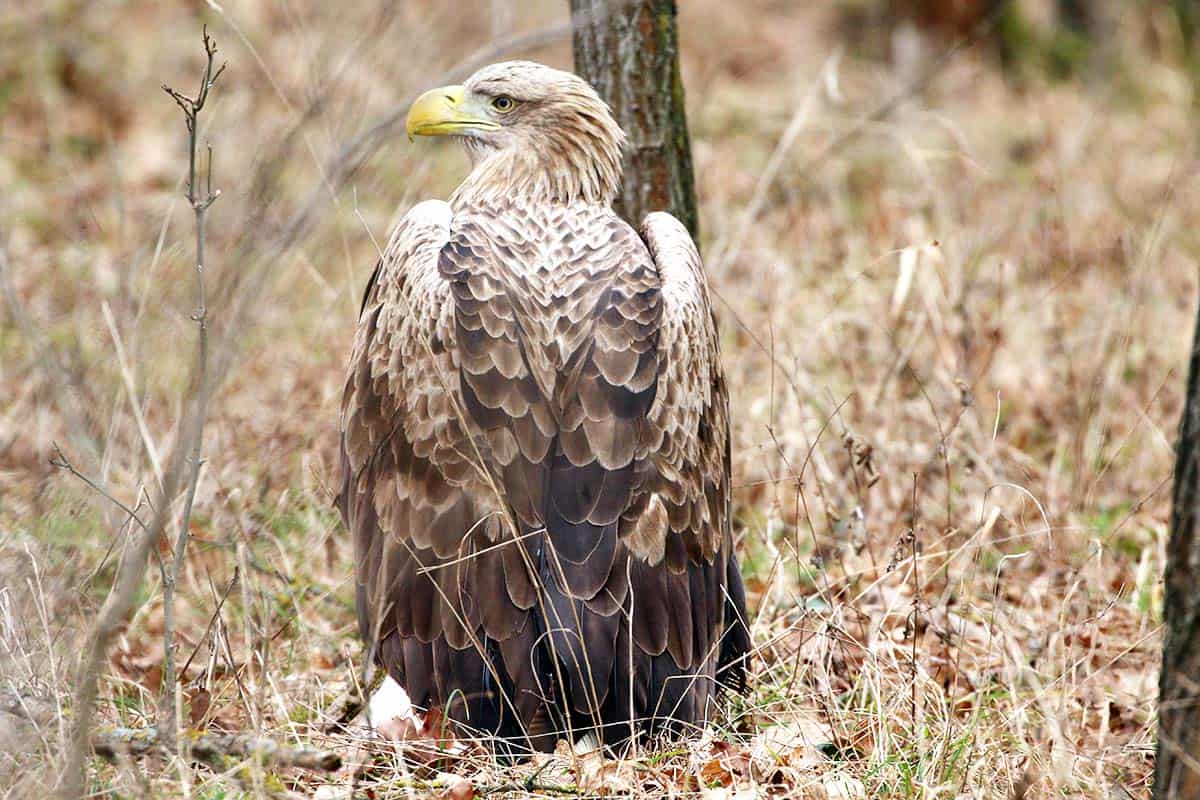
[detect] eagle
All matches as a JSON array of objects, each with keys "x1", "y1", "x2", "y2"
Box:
[{"x1": 336, "y1": 61, "x2": 750, "y2": 752}]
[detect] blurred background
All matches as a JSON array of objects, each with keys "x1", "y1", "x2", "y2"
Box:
[{"x1": 1, "y1": 0, "x2": 1196, "y2": 796}]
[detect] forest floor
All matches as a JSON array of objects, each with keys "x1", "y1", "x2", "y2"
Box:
[{"x1": 1, "y1": 1, "x2": 1195, "y2": 797}]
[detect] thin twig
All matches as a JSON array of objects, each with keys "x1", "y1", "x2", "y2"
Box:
[
  {"x1": 57, "y1": 29, "x2": 228, "y2": 800},
  {"x1": 49, "y1": 443, "x2": 148, "y2": 532},
  {"x1": 160, "y1": 25, "x2": 225, "y2": 751},
  {"x1": 59, "y1": 406, "x2": 207, "y2": 799},
  {"x1": 908, "y1": 472, "x2": 923, "y2": 778},
  {"x1": 178, "y1": 567, "x2": 240, "y2": 681}
]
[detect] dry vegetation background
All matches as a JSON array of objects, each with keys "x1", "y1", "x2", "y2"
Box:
[{"x1": 1, "y1": 0, "x2": 1196, "y2": 797}]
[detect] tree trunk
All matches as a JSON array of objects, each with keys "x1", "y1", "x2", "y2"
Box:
[
  {"x1": 1056, "y1": 0, "x2": 1094, "y2": 36},
  {"x1": 1156, "y1": 292, "x2": 1200, "y2": 799},
  {"x1": 568, "y1": 0, "x2": 699, "y2": 240},
  {"x1": 1178, "y1": 0, "x2": 1199, "y2": 57}
]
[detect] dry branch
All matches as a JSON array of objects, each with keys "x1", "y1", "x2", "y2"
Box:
[
  {"x1": 59, "y1": 408, "x2": 207, "y2": 799},
  {"x1": 160, "y1": 23, "x2": 225, "y2": 751},
  {"x1": 91, "y1": 727, "x2": 342, "y2": 772},
  {"x1": 57, "y1": 30, "x2": 227, "y2": 800},
  {"x1": 49, "y1": 443, "x2": 149, "y2": 532}
]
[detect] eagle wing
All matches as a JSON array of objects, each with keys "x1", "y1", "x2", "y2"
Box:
[
  {"x1": 337, "y1": 200, "x2": 528, "y2": 728},
  {"x1": 638, "y1": 212, "x2": 748, "y2": 695},
  {"x1": 337, "y1": 201, "x2": 749, "y2": 747}
]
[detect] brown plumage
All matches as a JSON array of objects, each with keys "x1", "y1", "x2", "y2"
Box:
[{"x1": 336, "y1": 61, "x2": 749, "y2": 752}]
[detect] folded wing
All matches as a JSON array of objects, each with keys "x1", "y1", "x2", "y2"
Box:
[{"x1": 337, "y1": 201, "x2": 749, "y2": 750}]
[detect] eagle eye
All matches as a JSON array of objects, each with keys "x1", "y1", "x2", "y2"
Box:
[{"x1": 491, "y1": 95, "x2": 517, "y2": 113}]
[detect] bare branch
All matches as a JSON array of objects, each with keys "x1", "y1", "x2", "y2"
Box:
[
  {"x1": 48, "y1": 443, "x2": 148, "y2": 532},
  {"x1": 178, "y1": 567, "x2": 239, "y2": 680},
  {"x1": 59, "y1": 414, "x2": 202, "y2": 799},
  {"x1": 90, "y1": 727, "x2": 341, "y2": 772},
  {"x1": 159, "y1": 25, "x2": 225, "y2": 755},
  {"x1": 58, "y1": 29, "x2": 228, "y2": 800}
]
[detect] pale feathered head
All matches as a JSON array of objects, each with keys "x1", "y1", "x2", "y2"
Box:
[{"x1": 406, "y1": 61, "x2": 625, "y2": 206}]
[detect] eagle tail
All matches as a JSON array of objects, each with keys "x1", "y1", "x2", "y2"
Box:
[{"x1": 717, "y1": 550, "x2": 752, "y2": 694}]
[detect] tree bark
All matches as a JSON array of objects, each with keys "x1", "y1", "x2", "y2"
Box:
[
  {"x1": 1178, "y1": 0, "x2": 1199, "y2": 57},
  {"x1": 569, "y1": 0, "x2": 699, "y2": 240},
  {"x1": 1056, "y1": 0, "x2": 1094, "y2": 36},
  {"x1": 1156, "y1": 291, "x2": 1200, "y2": 799}
]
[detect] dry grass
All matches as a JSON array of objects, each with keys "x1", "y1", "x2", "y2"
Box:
[{"x1": 0, "y1": 0, "x2": 1194, "y2": 797}]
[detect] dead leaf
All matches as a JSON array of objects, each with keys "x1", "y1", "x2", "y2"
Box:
[
  {"x1": 575, "y1": 748, "x2": 636, "y2": 796},
  {"x1": 376, "y1": 706, "x2": 473, "y2": 772},
  {"x1": 701, "y1": 740, "x2": 751, "y2": 789},
  {"x1": 187, "y1": 686, "x2": 211, "y2": 727}
]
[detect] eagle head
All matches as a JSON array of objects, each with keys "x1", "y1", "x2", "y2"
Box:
[{"x1": 405, "y1": 61, "x2": 625, "y2": 206}]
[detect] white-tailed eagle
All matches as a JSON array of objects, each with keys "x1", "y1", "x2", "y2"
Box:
[{"x1": 337, "y1": 61, "x2": 749, "y2": 752}]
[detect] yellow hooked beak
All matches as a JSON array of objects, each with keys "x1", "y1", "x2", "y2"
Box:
[{"x1": 405, "y1": 85, "x2": 500, "y2": 140}]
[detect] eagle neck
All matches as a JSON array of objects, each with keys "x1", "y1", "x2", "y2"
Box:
[{"x1": 450, "y1": 142, "x2": 620, "y2": 208}]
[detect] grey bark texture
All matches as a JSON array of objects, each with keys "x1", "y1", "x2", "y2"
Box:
[
  {"x1": 1056, "y1": 0, "x2": 1094, "y2": 35},
  {"x1": 1156, "y1": 292, "x2": 1200, "y2": 799},
  {"x1": 569, "y1": 0, "x2": 699, "y2": 240},
  {"x1": 1178, "y1": 0, "x2": 1198, "y2": 56}
]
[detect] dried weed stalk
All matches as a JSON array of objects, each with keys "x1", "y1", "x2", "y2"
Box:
[{"x1": 57, "y1": 29, "x2": 226, "y2": 800}]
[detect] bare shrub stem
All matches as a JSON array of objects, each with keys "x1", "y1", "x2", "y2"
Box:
[
  {"x1": 159, "y1": 25, "x2": 225, "y2": 750},
  {"x1": 57, "y1": 29, "x2": 225, "y2": 800}
]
